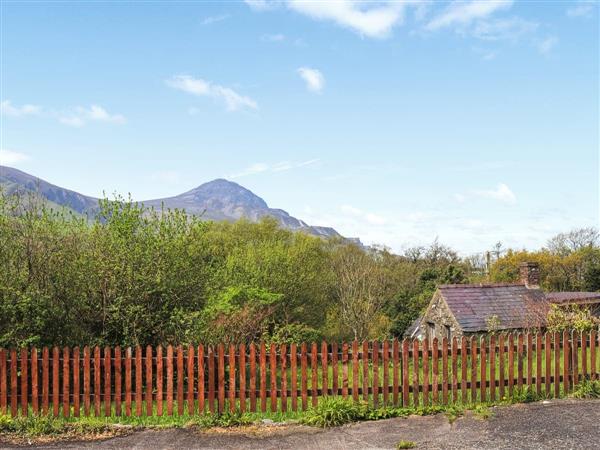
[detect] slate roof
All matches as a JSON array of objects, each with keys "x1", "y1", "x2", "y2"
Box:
[
  {"x1": 438, "y1": 283, "x2": 549, "y2": 333},
  {"x1": 546, "y1": 291, "x2": 600, "y2": 304}
]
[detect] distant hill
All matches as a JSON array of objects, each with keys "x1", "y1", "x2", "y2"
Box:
[{"x1": 0, "y1": 165, "x2": 343, "y2": 239}]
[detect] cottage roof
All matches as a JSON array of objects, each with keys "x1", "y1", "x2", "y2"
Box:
[
  {"x1": 546, "y1": 291, "x2": 600, "y2": 304},
  {"x1": 437, "y1": 283, "x2": 548, "y2": 333}
]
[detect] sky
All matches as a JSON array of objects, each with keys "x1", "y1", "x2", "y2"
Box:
[{"x1": 0, "y1": 0, "x2": 598, "y2": 254}]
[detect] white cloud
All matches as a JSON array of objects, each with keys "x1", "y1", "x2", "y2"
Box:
[
  {"x1": 287, "y1": 0, "x2": 408, "y2": 38},
  {"x1": 475, "y1": 183, "x2": 517, "y2": 204},
  {"x1": 426, "y1": 0, "x2": 514, "y2": 31},
  {"x1": 58, "y1": 105, "x2": 126, "y2": 127},
  {"x1": 0, "y1": 149, "x2": 30, "y2": 166},
  {"x1": 297, "y1": 67, "x2": 325, "y2": 93},
  {"x1": 340, "y1": 204, "x2": 387, "y2": 225},
  {"x1": 167, "y1": 75, "x2": 258, "y2": 112},
  {"x1": 1, "y1": 100, "x2": 41, "y2": 117},
  {"x1": 567, "y1": 1, "x2": 596, "y2": 18},
  {"x1": 244, "y1": 0, "x2": 274, "y2": 10},
  {"x1": 471, "y1": 17, "x2": 538, "y2": 41},
  {"x1": 536, "y1": 36, "x2": 558, "y2": 55},
  {"x1": 229, "y1": 159, "x2": 320, "y2": 178},
  {"x1": 202, "y1": 14, "x2": 229, "y2": 25},
  {"x1": 262, "y1": 33, "x2": 285, "y2": 42}
]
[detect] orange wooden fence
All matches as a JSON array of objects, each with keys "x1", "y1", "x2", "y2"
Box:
[{"x1": 0, "y1": 331, "x2": 598, "y2": 417}]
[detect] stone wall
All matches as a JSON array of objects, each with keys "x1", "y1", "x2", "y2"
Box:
[{"x1": 421, "y1": 291, "x2": 464, "y2": 341}]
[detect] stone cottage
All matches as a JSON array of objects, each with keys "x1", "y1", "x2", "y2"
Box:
[{"x1": 406, "y1": 262, "x2": 600, "y2": 341}]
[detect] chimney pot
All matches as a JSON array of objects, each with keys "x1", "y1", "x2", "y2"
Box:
[{"x1": 519, "y1": 262, "x2": 540, "y2": 288}]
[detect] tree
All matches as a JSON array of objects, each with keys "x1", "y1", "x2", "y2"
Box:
[
  {"x1": 330, "y1": 245, "x2": 392, "y2": 341},
  {"x1": 547, "y1": 227, "x2": 599, "y2": 256}
]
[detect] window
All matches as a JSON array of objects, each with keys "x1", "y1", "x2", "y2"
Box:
[{"x1": 445, "y1": 325, "x2": 451, "y2": 341}]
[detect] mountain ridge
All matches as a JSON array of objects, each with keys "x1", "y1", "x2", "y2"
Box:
[{"x1": 0, "y1": 165, "x2": 344, "y2": 239}]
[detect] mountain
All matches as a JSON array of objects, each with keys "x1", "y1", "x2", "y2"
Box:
[{"x1": 0, "y1": 165, "x2": 342, "y2": 239}]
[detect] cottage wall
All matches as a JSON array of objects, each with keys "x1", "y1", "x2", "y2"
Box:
[{"x1": 421, "y1": 291, "x2": 464, "y2": 341}]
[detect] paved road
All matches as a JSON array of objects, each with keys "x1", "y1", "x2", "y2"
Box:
[{"x1": 5, "y1": 399, "x2": 600, "y2": 449}]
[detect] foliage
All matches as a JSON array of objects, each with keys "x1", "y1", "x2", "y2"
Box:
[
  {"x1": 301, "y1": 397, "x2": 368, "y2": 427},
  {"x1": 396, "y1": 440, "x2": 416, "y2": 449},
  {"x1": 546, "y1": 305, "x2": 600, "y2": 332},
  {"x1": 191, "y1": 411, "x2": 253, "y2": 428},
  {"x1": 1, "y1": 189, "x2": 598, "y2": 347},
  {"x1": 572, "y1": 380, "x2": 600, "y2": 399}
]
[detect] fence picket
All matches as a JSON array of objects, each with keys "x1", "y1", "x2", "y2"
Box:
[
  {"x1": 62, "y1": 347, "x2": 69, "y2": 417},
  {"x1": 526, "y1": 333, "x2": 533, "y2": 389},
  {"x1": 260, "y1": 343, "x2": 267, "y2": 412},
  {"x1": 392, "y1": 339, "x2": 399, "y2": 406},
  {"x1": 83, "y1": 347, "x2": 90, "y2": 416},
  {"x1": 480, "y1": 336, "x2": 486, "y2": 403},
  {"x1": 21, "y1": 348, "x2": 28, "y2": 416},
  {"x1": 104, "y1": 347, "x2": 111, "y2": 417},
  {"x1": 432, "y1": 338, "x2": 439, "y2": 405},
  {"x1": 208, "y1": 346, "x2": 215, "y2": 413},
  {"x1": 422, "y1": 338, "x2": 429, "y2": 407},
  {"x1": 442, "y1": 337, "x2": 448, "y2": 405},
  {"x1": 239, "y1": 344, "x2": 246, "y2": 413},
  {"x1": 489, "y1": 336, "x2": 496, "y2": 402},
  {"x1": 167, "y1": 345, "x2": 173, "y2": 415},
  {"x1": 218, "y1": 344, "x2": 225, "y2": 414},
  {"x1": 197, "y1": 345, "x2": 204, "y2": 414},
  {"x1": 332, "y1": 342, "x2": 339, "y2": 396},
  {"x1": 32, "y1": 348, "x2": 39, "y2": 415},
  {"x1": 114, "y1": 347, "x2": 120, "y2": 417},
  {"x1": 382, "y1": 341, "x2": 389, "y2": 406},
  {"x1": 460, "y1": 337, "x2": 467, "y2": 404},
  {"x1": 54, "y1": 347, "x2": 61, "y2": 417},
  {"x1": 177, "y1": 346, "x2": 184, "y2": 415},
  {"x1": 451, "y1": 337, "x2": 458, "y2": 403},
  {"x1": 342, "y1": 342, "x2": 349, "y2": 400},
  {"x1": 136, "y1": 346, "x2": 143, "y2": 416},
  {"x1": 188, "y1": 345, "x2": 196, "y2": 415},
  {"x1": 554, "y1": 332, "x2": 560, "y2": 398},
  {"x1": 412, "y1": 339, "x2": 419, "y2": 406},
  {"x1": 498, "y1": 335, "x2": 505, "y2": 399},
  {"x1": 270, "y1": 343, "x2": 277, "y2": 412},
  {"x1": 517, "y1": 334, "x2": 524, "y2": 391},
  {"x1": 353, "y1": 340, "x2": 360, "y2": 402},
  {"x1": 362, "y1": 341, "x2": 369, "y2": 403},
  {"x1": 249, "y1": 344, "x2": 256, "y2": 412},
  {"x1": 10, "y1": 349, "x2": 17, "y2": 417},
  {"x1": 280, "y1": 344, "x2": 287, "y2": 412},
  {"x1": 544, "y1": 333, "x2": 551, "y2": 396},
  {"x1": 156, "y1": 346, "x2": 163, "y2": 416},
  {"x1": 147, "y1": 345, "x2": 154, "y2": 416},
  {"x1": 125, "y1": 347, "x2": 132, "y2": 417},
  {"x1": 536, "y1": 333, "x2": 542, "y2": 396},
  {"x1": 321, "y1": 342, "x2": 328, "y2": 396},
  {"x1": 290, "y1": 343, "x2": 297, "y2": 411},
  {"x1": 581, "y1": 332, "x2": 588, "y2": 380}
]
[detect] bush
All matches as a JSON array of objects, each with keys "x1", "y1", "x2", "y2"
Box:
[
  {"x1": 301, "y1": 397, "x2": 367, "y2": 427},
  {"x1": 572, "y1": 379, "x2": 600, "y2": 399}
]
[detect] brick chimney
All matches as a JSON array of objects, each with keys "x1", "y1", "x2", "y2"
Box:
[{"x1": 519, "y1": 262, "x2": 540, "y2": 288}]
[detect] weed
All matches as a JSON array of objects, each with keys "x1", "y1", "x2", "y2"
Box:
[
  {"x1": 572, "y1": 379, "x2": 600, "y2": 399},
  {"x1": 301, "y1": 397, "x2": 367, "y2": 427},
  {"x1": 190, "y1": 411, "x2": 253, "y2": 428},
  {"x1": 396, "y1": 440, "x2": 416, "y2": 449},
  {"x1": 472, "y1": 405, "x2": 493, "y2": 420}
]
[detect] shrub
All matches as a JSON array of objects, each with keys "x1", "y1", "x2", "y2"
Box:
[
  {"x1": 572, "y1": 379, "x2": 600, "y2": 399},
  {"x1": 301, "y1": 397, "x2": 367, "y2": 427}
]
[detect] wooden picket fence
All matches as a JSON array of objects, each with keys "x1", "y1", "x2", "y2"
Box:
[{"x1": 0, "y1": 330, "x2": 598, "y2": 418}]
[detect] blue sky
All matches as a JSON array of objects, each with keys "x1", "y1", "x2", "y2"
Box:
[{"x1": 1, "y1": 0, "x2": 598, "y2": 254}]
